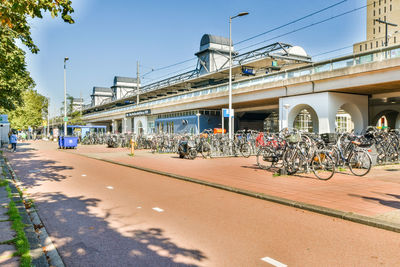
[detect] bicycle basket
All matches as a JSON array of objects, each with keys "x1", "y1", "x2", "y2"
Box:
[{"x1": 286, "y1": 133, "x2": 302, "y2": 144}]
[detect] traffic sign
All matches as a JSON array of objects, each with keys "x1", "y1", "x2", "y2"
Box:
[
  {"x1": 63, "y1": 117, "x2": 68, "y2": 122},
  {"x1": 222, "y1": 108, "x2": 234, "y2": 118}
]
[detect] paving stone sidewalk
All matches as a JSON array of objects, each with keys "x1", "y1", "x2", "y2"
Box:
[{"x1": 0, "y1": 185, "x2": 19, "y2": 267}]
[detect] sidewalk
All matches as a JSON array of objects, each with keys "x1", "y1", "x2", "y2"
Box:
[
  {"x1": 0, "y1": 164, "x2": 20, "y2": 267},
  {"x1": 68, "y1": 144, "x2": 400, "y2": 231},
  {"x1": 0, "y1": 155, "x2": 50, "y2": 267}
]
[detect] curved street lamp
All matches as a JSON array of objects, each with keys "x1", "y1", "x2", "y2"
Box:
[
  {"x1": 64, "y1": 57, "x2": 69, "y2": 136},
  {"x1": 229, "y1": 12, "x2": 249, "y2": 139}
]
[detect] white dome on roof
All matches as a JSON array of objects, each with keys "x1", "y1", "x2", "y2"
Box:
[{"x1": 287, "y1": 46, "x2": 308, "y2": 57}]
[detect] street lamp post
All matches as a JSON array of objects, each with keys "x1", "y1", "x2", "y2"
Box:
[
  {"x1": 196, "y1": 112, "x2": 201, "y2": 135},
  {"x1": 47, "y1": 97, "x2": 50, "y2": 138},
  {"x1": 229, "y1": 12, "x2": 248, "y2": 140},
  {"x1": 64, "y1": 57, "x2": 69, "y2": 136}
]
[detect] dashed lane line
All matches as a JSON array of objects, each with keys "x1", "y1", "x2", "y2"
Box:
[
  {"x1": 261, "y1": 256, "x2": 287, "y2": 267},
  {"x1": 152, "y1": 207, "x2": 164, "y2": 212}
]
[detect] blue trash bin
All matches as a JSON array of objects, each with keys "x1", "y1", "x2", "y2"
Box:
[
  {"x1": 58, "y1": 136, "x2": 64, "y2": 149},
  {"x1": 59, "y1": 136, "x2": 78, "y2": 149}
]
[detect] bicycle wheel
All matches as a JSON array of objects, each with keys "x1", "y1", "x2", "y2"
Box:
[
  {"x1": 240, "y1": 143, "x2": 251, "y2": 158},
  {"x1": 311, "y1": 151, "x2": 335, "y2": 180},
  {"x1": 256, "y1": 147, "x2": 274, "y2": 170},
  {"x1": 348, "y1": 150, "x2": 372, "y2": 176},
  {"x1": 201, "y1": 142, "x2": 211, "y2": 158},
  {"x1": 188, "y1": 148, "x2": 198, "y2": 160},
  {"x1": 282, "y1": 149, "x2": 299, "y2": 175}
]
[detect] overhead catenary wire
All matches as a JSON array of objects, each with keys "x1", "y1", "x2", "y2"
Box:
[
  {"x1": 236, "y1": 2, "x2": 371, "y2": 52},
  {"x1": 142, "y1": 2, "x2": 372, "y2": 85},
  {"x1": 311, "y1": 44, "x2": 354, "y2": 58},
  {"x1": 235, "y1": 0, "x2": 348, "y2": 46},
  {"x1": 141, "y1": 0, "x2": 349, "y2": 80},
  {"x1": 143, "y1": 63, "x2": 197, "y2": 84}
]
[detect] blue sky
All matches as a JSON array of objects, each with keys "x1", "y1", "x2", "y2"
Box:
[{"x1": 25, "y1": 0, "x2": 366, "y2": 116}]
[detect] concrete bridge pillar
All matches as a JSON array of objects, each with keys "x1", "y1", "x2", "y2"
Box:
[
  {"x1": 111, "y1": 119, "x2": 117, "y2": 134},
  {"x1": 279, "y1": 92, "x2": 368, "y2": 134},
  {"x1": 122, "y1": 118, "x2": 128, "y2": 133}
]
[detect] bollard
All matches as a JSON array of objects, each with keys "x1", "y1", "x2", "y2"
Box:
[{"x1": 130, "y1": 139, "x2": 134, "y2": 156}]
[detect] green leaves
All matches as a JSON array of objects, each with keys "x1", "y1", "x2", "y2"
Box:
[
  {"x1": 8, "y1": 89, "x2": 48, "y2": 130},
  {"x1": 0, "y1": 0, "x2": 74, "y2": 112}
]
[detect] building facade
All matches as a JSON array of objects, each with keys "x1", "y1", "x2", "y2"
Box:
[{"x1": 354, "y1": 0, "x2": 400, "y2": 53}]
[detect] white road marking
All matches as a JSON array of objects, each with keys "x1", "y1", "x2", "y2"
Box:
[
  {"x1": 152, "y1": 207, "x2": 164, "y2": 212},
  {"x1": 137, "y1": 207, "x2": 142, "y2": 209},
  {"x1": 106, "y1": 186, "x2": 114, "y2": 190},
  {"x1": 261, "y1": 257, "x2": 287, "y2": 267},
  {"x1": 81, "y1": 174, "x2": 87, "y2": 177}
]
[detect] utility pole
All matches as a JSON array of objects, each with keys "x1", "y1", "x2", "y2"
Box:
[
  {"x1": 64, "y1": 57, "x2": 69, "y2": 136},
  {"x1": 137, "y1": 61, "x2": 140, "y2": 105},
  {"x1": 47, "y1": 97, "x2": 50, "y2": 137},
  {"x1": 374, "y1": 19, "x2": 398, "y2": 47}
]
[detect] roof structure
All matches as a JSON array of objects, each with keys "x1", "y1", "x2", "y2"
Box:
[
  {"x1": 92, "y1": 87, "x2": 113, "y2": 96},
  {"x1": 114, "y1": 76, "x2": 138, "y2": 84},
  {"x1": 83, "y1": 35, "x2": 313, "y2": 113},
  {"x1": 73, "y1": 98, "x2": 84, "y2": 103},
  {"x1": 200, "y1": 34, "x2": 232, "y2": 47}
]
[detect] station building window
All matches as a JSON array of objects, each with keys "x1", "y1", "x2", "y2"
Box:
[
  {"x1": 293, "y1": 109, "x2": 313, "y2": 133},
  {"x1": 264, "y1": 112, "x2": 279, "y2": 133},
  {"x1": 336, "y1": 109, "x2": 354, "y2": 133},
  {"x1": 147, "y1": 121, "x2": 155, "y2": 134},
  {"x1": 137, "y1": 121, "x2": 144, "y2": 135}
]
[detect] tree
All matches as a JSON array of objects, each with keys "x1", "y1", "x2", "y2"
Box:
[
  {"x1": 0, "y1": 1, "x2": 74, "y2": 111},
  {"x1": 61, "y1": 94, "x2": 85, "y2": 125},
  {"x1": 0, "y1": 0, "x2": 74, "y2": 53},
  {"x1": 8, "y1": 89, "x2": 48, "y2": 130}
]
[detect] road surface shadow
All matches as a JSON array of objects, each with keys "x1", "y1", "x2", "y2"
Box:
[
  {"x1": 35, "y1": 192, "x2": 207, "y2": 266},
  {"x1": 3, "y1": 151, "x2": 72, "y2": 187},
  {"x1": 349, "y1": 193, "x2": 400, "y2": 209}
]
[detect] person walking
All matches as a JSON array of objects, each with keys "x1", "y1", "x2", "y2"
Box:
[{"x1": 10, "y1": 131, "x2": 17, "y2": 152}]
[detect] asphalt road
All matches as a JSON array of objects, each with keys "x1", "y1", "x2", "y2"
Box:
[{"x1": 6, "y1": 141, "x2": 400, "y2": 266}]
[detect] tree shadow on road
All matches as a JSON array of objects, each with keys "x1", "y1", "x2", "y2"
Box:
[
  {"x1": 34, "y1": 192, "x2": 207, "y2": 266},
  {"x1": 3, "y1": 151, "x2": 72, "y2": 187}
]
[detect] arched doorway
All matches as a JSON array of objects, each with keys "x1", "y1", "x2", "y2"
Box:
[
  {"x1": 376, "y1": 115, "x2": 388, "y2": 129},
  {"x1": 137, "y1": 121, "x2": 144, "y2": 135},
  {"x1": 289, "y1": 105, "x2": 319, "y2": 133},
  {"x1": 335, "y1": 108, "x2": 354, "y2": 133},
  {"x1": 373, "y1": 110, "x2": 399, "y2": 130}
]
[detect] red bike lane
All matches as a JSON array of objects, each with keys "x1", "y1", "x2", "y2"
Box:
[{"x1": 69, "y1": 144, "x2": 400, "y2": 226}]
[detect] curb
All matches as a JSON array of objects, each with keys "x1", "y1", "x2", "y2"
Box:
[
  {"x1": 3, "y1": 156, "x2": 65, "y2": 267},
  {"x1": 1, "y1": 158, "x2": 48, "y2": 267},
  {"x1": 71, "y1": 152, "x2": 400, "y2": 233}
]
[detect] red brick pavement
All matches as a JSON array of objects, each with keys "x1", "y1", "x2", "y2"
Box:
[{"x1": 68, "y1": 144, "x2": 400, "y2": 223}]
